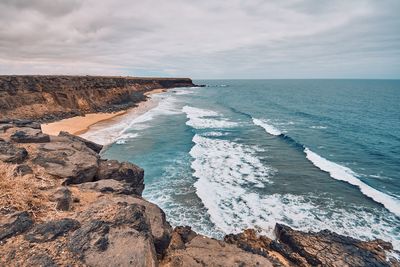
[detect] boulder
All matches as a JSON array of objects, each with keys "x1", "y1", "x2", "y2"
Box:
[
  {"x1": 25, "y1": 218, "x2": 80, "y2": 243},
  {"x1": 10, "y1": 128, "x2": 50, "y2": 143},
  {"x1": 0, "y1": 211, "x2": 33, "y2": 242},
  {"x1": 59, "y1": 131, "x2": 103, "y2": 153},
  {"x1": 52, "y1": 187, "x2": 73, "y2": 211},
  {"x1": 32, "y1": 141, "x2": 99, "y2": 184},
  {"x1": 77, "y1": 179, "x2": 139, "y2": 195},
  {"x1": 0, "y1": 140, "x2": 28, "y2": 163},
  {"x1": 68, "y1": 202, "x2": 158, "y2": 267},
  {"x1": 274, "y1": 223, "x2": 398, "y2": 267},
  {"x1": 161, "y1": 229, "x2": 274, "y2": 267},
  {"x1": 96, "y1": 159, "x2": 144, "y2": 195}
]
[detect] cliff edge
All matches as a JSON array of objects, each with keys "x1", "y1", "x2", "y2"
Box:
[{"x1": 0, "y1": 76, "x2": 195, "y2": 121}]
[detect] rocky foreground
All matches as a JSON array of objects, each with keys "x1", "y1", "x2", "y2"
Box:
[{"x1": 1, "y1": 120, "x2": 399, "y2": 266}]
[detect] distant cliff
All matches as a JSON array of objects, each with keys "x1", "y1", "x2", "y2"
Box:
[{"x1": 0, "y1": 76, "x2": 195, "y2": 121}]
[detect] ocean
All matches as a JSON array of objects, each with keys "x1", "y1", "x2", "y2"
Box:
[{"x1": 81, "y1": 79, "x2": 400, "y2": 249}]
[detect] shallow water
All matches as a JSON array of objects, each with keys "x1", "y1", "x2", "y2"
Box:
[{"x1": 90, "y1": 80, "x2": 400, "y2": 249}]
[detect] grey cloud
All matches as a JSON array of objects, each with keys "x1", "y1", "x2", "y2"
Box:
[{"x1": 0, "y1": 0, "x2": 398, "y2": 78}]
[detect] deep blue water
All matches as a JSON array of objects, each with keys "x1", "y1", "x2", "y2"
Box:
[{"x1": 82, "y1": 80, "x2": 400, "y2": 249}]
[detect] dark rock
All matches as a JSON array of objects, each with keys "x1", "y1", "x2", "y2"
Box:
[
  {"x1": 224, "y1": 229, "x2": 272, "y2": 258},
  {"x1": 10, "y1": 128, "x2": 50, "y2": 143},
  {"x1": 77, "y1": 179, "x2": 140, "y2": 195},
  {"x1": 59, "y1": 131, "x2": 103, "y2": 153},
  {"x1": 52, "y1": 187, "x2": 72, "y2": 211},
  {"x1": 96, "y1": 159, "x2": 144, "y2": 195},
  {"x1": 0, "y1": 211, "x2": 33, "y2": 242},
  {"x1": 33, "y1": 141, "x2": 99, "y2": 184},
  {"x1": 174, "y1": 226, "x2": 197, "y2": 244},
  {"x1": 68, "y1": 220, "x2": 110, "y2": 258},
  {"x1": 274, "y1": 223, "x2": 396, "y2": 267},
  {"x1": 0, "y1": 118, "x2": 12, "y2": 124},
  {"x1": 27, "y1": 253, "x2": 57, "y2": 267},
  {"x1": 14, "y1": 119, "x2": 41, "y2": 129},
  {"x1": 0, "y1": 140, "x2": 28, "y2": 163},
  {"x1": 14, "y1": 164, "x2": 33, "y2": 176},
  {"x1": 25, "y1": 218, "x2": 80, "y2": 243}
]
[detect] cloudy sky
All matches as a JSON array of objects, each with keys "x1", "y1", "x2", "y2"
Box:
[{"x1": 0, "y1": 0, "x2": 399, "y2": 78}]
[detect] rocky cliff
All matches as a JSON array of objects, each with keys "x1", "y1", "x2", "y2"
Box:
[
  {"x1": 1, "y1": 120, "x2": 399, "y2": 266},
  {"x1": 0, "y1": 76, "x2": 195, "y2": 121}
]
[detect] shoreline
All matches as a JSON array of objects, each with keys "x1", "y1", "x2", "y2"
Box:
[{"x1": 41, "y1": 88, "x2": 165, "y2": 136}]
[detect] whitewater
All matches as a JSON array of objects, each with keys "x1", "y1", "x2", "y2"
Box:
[{"x1": 87, "y1": 80, "x2": 400, "y2": 250}]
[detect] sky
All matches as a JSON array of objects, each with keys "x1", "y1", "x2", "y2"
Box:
[{"x1": 0, "y1": 0, "x2": 399, "y2": 79}]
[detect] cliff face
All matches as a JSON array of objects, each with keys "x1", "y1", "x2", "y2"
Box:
[{"x1": 0, "y1": 76, "x2": 195, "y2": 121}]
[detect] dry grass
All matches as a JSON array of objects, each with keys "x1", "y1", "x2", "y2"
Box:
[{"x1": 0, "y1": 162, "x2": 54, "y2": 219}]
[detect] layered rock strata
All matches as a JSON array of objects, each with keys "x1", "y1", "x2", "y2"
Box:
[{"x1": 0, "y1": 76, "x2": 195, "y2": 121}]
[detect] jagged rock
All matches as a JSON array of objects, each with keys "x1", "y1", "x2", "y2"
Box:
[
  {"x1": 274, "y1": 223, "x2": 398, "y2": 267},
  {"x1": 52, "y1": 187, "x2": 72, "y2": 211},
  {"x1": 161, "y1": 229, "x2": 274, "y2": 267},
  {"x1": 14, "y1": 164, "x2": 33, "y2": 176},
  {"x1": 10, "y1": 128, "x2": 50, "y2": 143},
  {"x1": 75, "y1": 193, "x2": 172, "y2": 258},
  {"x1": 26, "y1": 253, "x2": 57, "y2": 267},
  {"x1": 0, "y1": 140, "x2": 28, "y2": 163},
  {"x1": 32, "y1": 141, "x2": 99, "y2": 184},
  {"x1": 25, "y1": 218, "x2": 80, "y2": 243},
  {"x1": 0, "y1": 211, "x2": 33, "y2": 242},
  {"x1": 59, "y1": 131, "x2": 103, "y2": 153},
  {"x1": 225, "y1": 229, "x2": 272, "y2": 257},
  {"x1": 96, "y1": 159, "x2": 144, "y2": 195},
  {"x1": 69, "y1": 202, "x2": 157, "y2": 266},
  {"x1": 77, "y1": 179, "x2": 139, "y2": 195}
]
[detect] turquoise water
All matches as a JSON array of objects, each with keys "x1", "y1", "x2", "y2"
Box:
[{"x1": 85, "y1": 80, "x2": 400, "y2": 248}]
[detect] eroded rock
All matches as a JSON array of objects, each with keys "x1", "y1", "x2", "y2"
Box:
[
  {"x1": 25, "y1": 218, "x2": 80, "y2": 243},
  {"x1": 10, "y1": 128, "x2": 50, "y2": 143},
  {"x1": 0, "y1": 140, "x2": 28, "y2": 163},
  {"x1": 52, "y1": 187, "x2": 72, "y2": 211},
  {"x1": 161, "y1": 228, "x2": 274, "y2": 267},
  {"x1": 59, "y1": 131, "x2": 103, "y2": 153},
  {"x1": 96, "y1": 159, "x2": 144, "y2": 195},
  {"x1": 0, "y1": 211, "x2": 33, "y2": 242},
  {"x1": 33, "y1": 141, "x2": 99, "y2": 184}
]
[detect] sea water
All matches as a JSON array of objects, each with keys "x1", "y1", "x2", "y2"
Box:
[{"x1": 82, "y1": 80, "x2": 400, "y2": 249}]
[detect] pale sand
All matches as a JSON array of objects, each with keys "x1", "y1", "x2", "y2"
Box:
[{"x1": 41, "y1": 88, "x2": 165, "y2": 136}]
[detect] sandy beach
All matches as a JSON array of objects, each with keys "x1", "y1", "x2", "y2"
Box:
[{"x1": 41, "y1": 88, "x2": 164, "y2": 136}]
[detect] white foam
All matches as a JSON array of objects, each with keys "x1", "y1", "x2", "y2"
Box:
[
  {"x1": 310, "y1": 125, "x2": 328, "y2": 129},
  {"x1": 81, "y1": 94, "x2": 180, "y2": 145},
  {"x1": 189, "y1": 136, "x2": 400, "y2": 248},
  {"x1": 190, "y1": 134, "x2": 275, "y2": 231},
  {"x1": 115, "y1": 133, "x2": 139, "y2": 145},
  {"x1": 252, "y1": 118, "x2": 282, "y2": 136},
  {"x1": 182, "y1": 105, "x2": 238, "y2": 129},
  {"x1": 304, "y1": 148, "x2": 400, "y2": 217}
]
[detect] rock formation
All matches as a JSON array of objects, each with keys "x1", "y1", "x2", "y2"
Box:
[
  {"x1": 1, "y1": 107, "x2": 399, "y2": 266},
  {"x1": 0, "y1": 76, "x2": 195, "y2": 121}
]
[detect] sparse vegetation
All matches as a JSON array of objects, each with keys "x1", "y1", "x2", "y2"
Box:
[{"x1": 0, "y1": 162, "x2": 53, "y2": 218}]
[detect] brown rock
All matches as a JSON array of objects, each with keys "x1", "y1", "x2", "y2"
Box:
[
  {"x1": 32, "y1": 141, "x2": 99, "y2": 184},
  {"x1": 274, "y1": 223, "x2": 398, "y2": 267},
  {"x1": 161, "y1": 234, "x2": 274, "y2": 267},
  {"x1": 0, "y1": 211, "x2": 33, "y2": 242},
  {"x1": 10, "y1": 128, "x2": 50, "y2": 143},
  {"x1": 96, "y1": 159, "x2": 144, "y2": 195},
  {"x1": 0, "y1": 140, "x2": 28, "y2": 163},
  {"x1": 52, "y1": 187, "x2": 73, "y2": 211}
]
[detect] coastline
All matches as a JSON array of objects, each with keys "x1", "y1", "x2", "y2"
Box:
[{"x1": 41, "y1": 88, "x2": 165, "y2": 137}]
